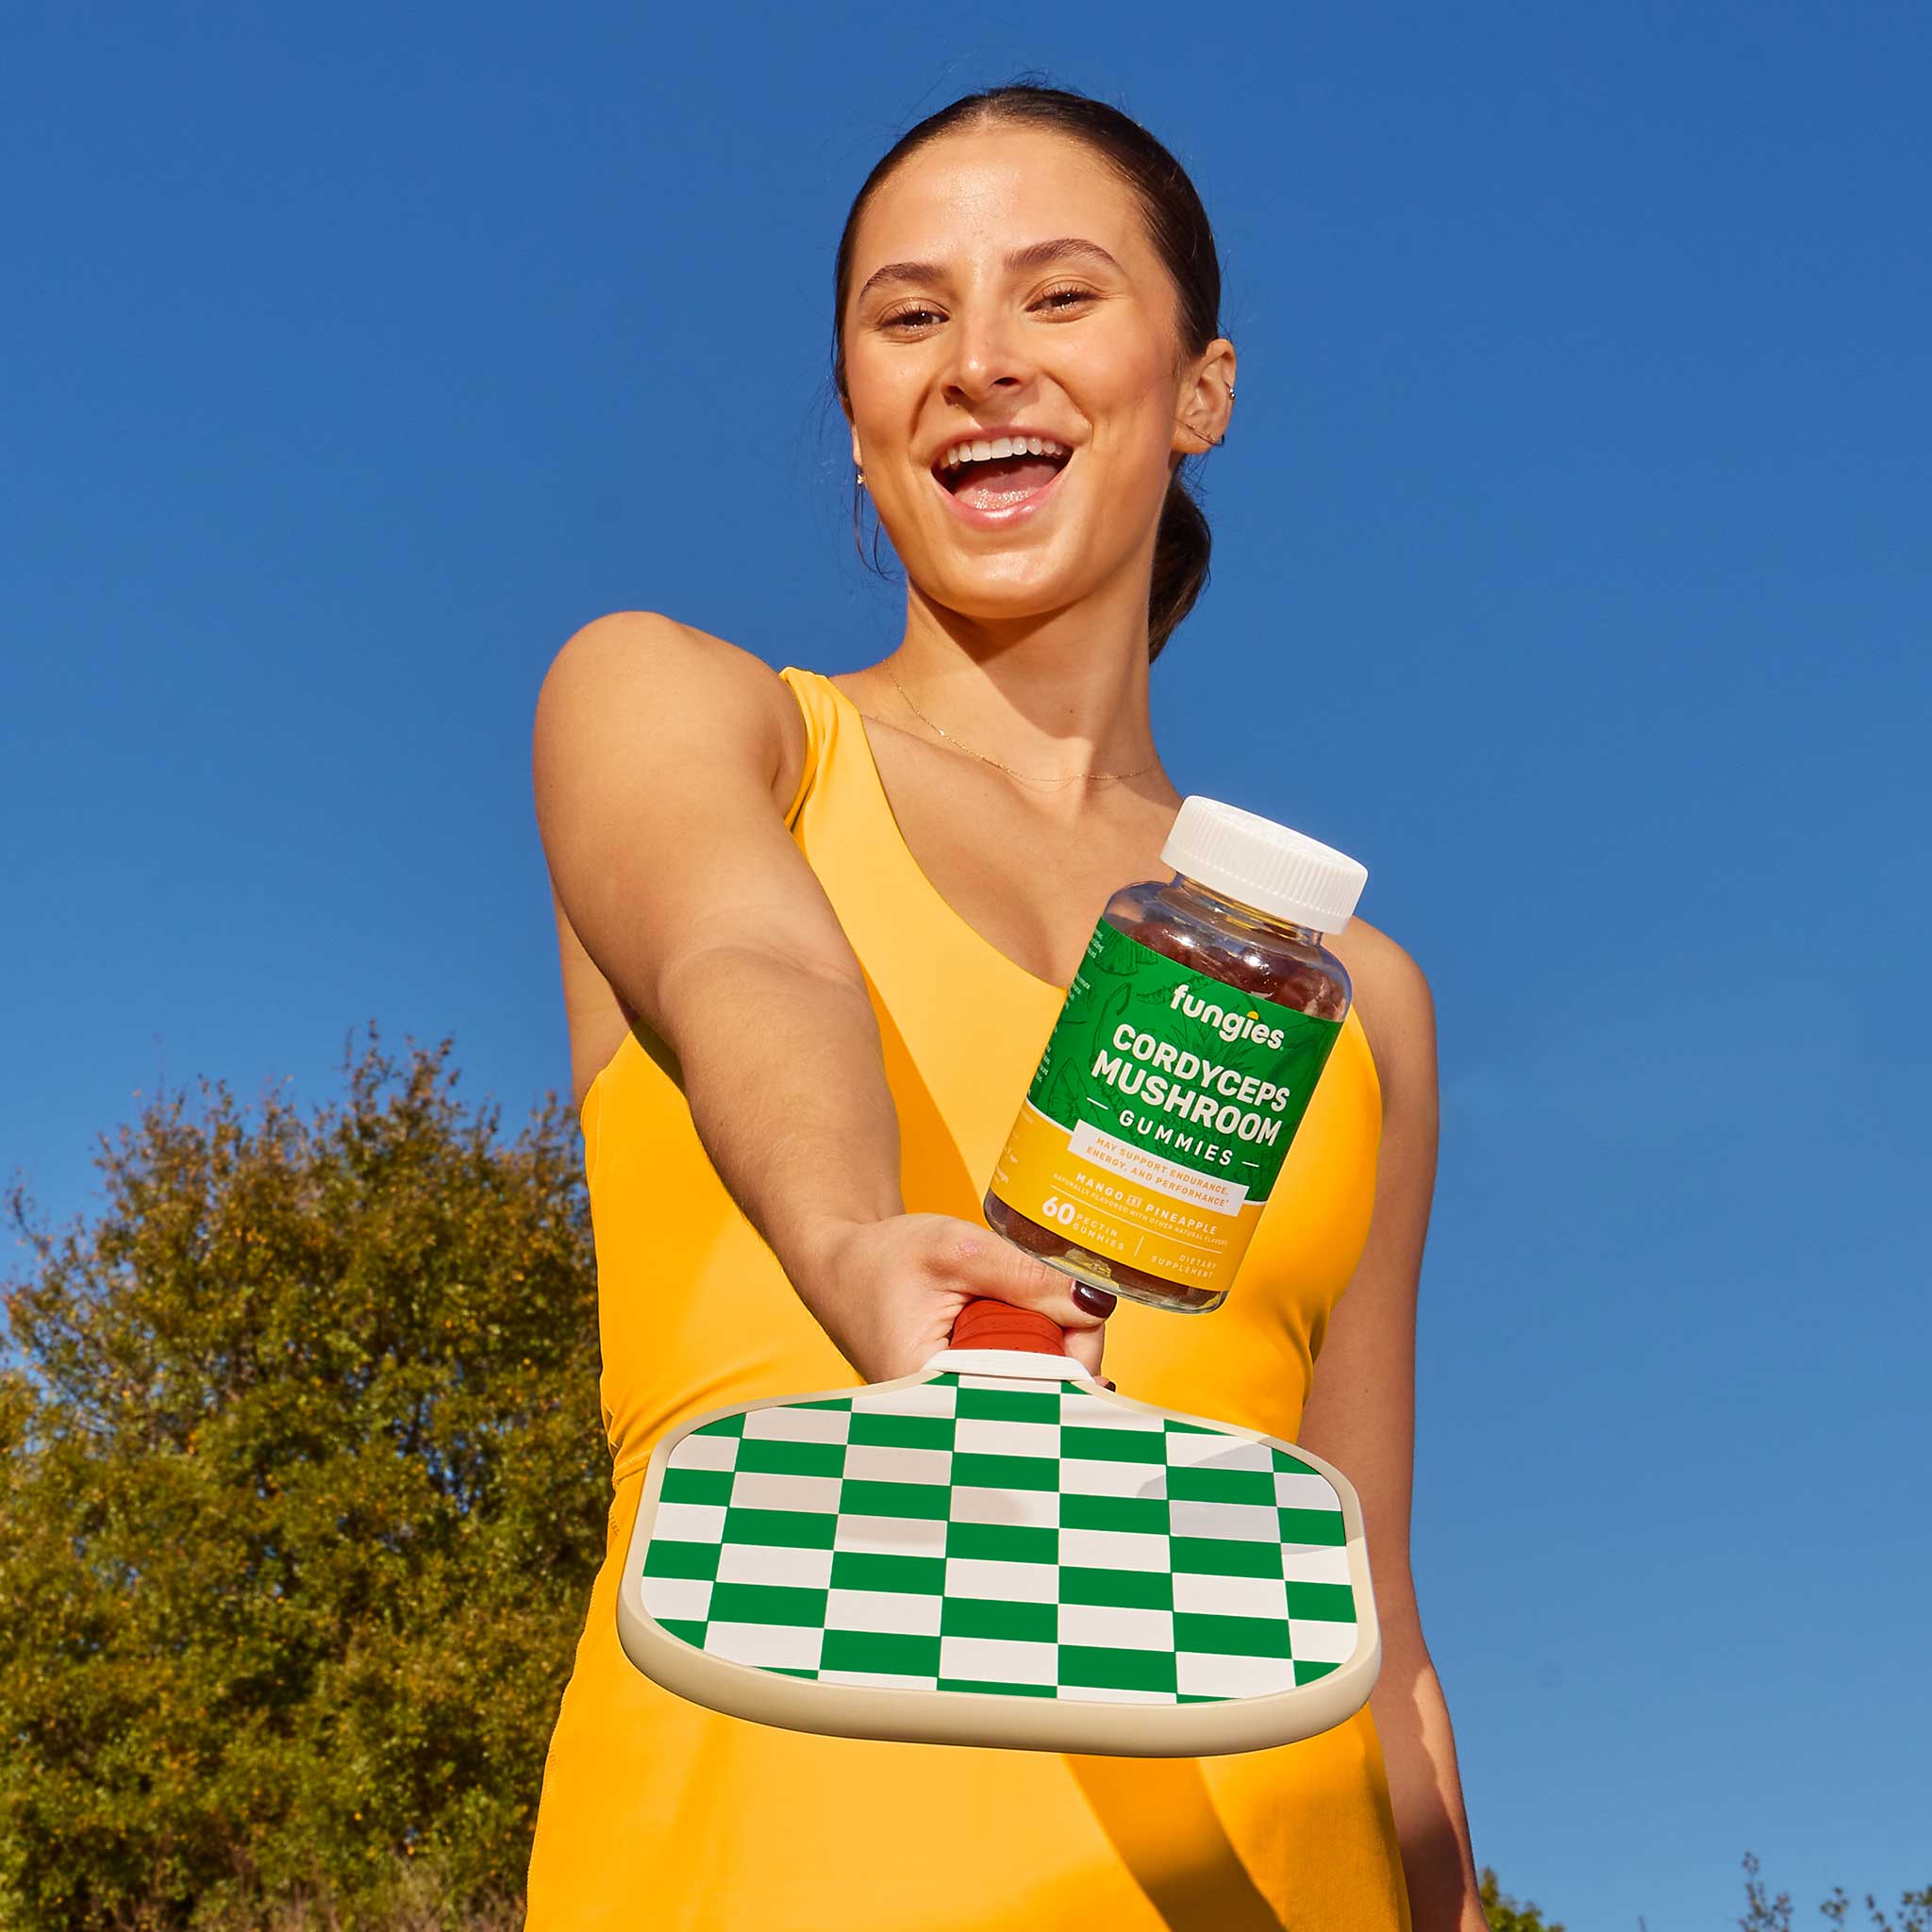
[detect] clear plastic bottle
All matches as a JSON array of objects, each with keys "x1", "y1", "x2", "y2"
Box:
[{"x1": 983, "y1": 798, "x2": 1368, "y2": 1314}]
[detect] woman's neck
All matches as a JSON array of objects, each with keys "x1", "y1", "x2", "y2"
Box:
[{"x1": 879, "y1": 605, "x2": 1158, "y2": 783}]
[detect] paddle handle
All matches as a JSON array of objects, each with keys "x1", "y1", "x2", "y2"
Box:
[{"x1": 950, "y1": 1296, "x2": 1067, "y2": 1354}]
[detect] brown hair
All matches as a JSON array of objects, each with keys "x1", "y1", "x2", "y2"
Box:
[{"x1": 831, "y1": 79, "x2": 1227, "y2": 664}]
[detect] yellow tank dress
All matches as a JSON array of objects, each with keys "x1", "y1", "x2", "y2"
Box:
[{"x1": 525, "y1": 666, "x2": 1412, "y2": 1932}]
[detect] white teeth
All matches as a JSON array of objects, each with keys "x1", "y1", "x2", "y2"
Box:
[{"x1": 941, "y1": 435, "x2": 1069, "y2": 470}]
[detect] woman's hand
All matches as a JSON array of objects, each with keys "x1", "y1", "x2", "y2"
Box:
[{"x1": 785, "y1": 1212, "x2": 1114, "y2": 1384}]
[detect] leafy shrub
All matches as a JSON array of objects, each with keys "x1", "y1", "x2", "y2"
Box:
[
  {"x1": 1482, "y1": 1864, "x2": 1564, "y2": 1930},
  {"x1": 1, "y1": 1027, "x2": 608, "y2": 1929}
]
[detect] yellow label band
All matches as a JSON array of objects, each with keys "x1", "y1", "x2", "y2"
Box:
[{"x1": 989, "y1": 1100, "x2": 1266, "y2": 1297}]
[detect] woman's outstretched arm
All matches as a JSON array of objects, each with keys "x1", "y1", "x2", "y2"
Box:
[
  {"x1": 1295, "y1": 932, "x2": 1486, "y2": 1932},
  {"x1": 531, "y1": 611, "x2": 1108, "y2": 1380}
]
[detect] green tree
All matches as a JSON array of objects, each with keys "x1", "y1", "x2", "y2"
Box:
[
  {"x1": 0, "y1": 1027, "x2": 608, "y2": 1930},
  {"x1": 1480, "y1": 1864, "x2": 1565, "y2": 1931},
  {"x1": 1742, "y1": 1851, "x2": 1932, "y2": 1931}
]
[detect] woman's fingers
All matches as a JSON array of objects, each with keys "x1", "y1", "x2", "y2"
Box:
[
  {"x1": 946, "y1": 1223, "x2": 1115, "y2": 1341},
  {"x1": 1060, "y1": 1320, "x2": 1108, "y2": 1378}
]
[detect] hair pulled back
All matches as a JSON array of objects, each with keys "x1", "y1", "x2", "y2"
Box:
[{"x1": 831, "y1": 81, "x2": 1226, "y2": 665}]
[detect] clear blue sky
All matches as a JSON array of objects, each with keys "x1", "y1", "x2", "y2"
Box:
[{"x1": 4, "y1": 5, "x2": 1926, "y2": 1925}]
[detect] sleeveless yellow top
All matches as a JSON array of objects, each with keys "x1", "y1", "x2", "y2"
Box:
[{"x1": 525, "y1": 668, "x2": 1411, "y2": 1932}]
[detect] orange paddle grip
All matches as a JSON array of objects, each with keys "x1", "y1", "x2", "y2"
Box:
[{"x1": 949, "y1": 1296, "x2": 1067, "y2": 1354}]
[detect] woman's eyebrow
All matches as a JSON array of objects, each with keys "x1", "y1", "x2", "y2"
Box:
[{"x1": 856, "y1": 237, "x2": 1124, "y2": 307}]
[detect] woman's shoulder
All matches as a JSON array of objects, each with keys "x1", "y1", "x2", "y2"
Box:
[
  {"x1": 1329, "y1": 915, "x2": 1436, "y2": 1111},
  {"x1": 537, "y1": 609, "x2": 809, "y2": 816}
]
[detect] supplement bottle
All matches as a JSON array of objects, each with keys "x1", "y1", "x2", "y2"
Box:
[{"x1": 983, "y1": 797, "x2": 1367, "y2": 1315}]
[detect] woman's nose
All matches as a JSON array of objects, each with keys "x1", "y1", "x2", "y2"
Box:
[{"x1": 940, "y1": 305, "x2": 1036, "y2": 401}]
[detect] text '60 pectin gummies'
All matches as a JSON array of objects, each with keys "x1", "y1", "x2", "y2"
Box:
[{"x1": 983, "y1": 797, "x2": 1369, "y2": 1315}]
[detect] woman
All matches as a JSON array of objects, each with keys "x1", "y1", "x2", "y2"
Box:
[{"x1": 526, "y1": 82, "x2": 1485, "y2": 1932}]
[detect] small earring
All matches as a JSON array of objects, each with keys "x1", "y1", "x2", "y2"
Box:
[{"x1": 856, "y1": 466, "x2": 866, "y2": 487}]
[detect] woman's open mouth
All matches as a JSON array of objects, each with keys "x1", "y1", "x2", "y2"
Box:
[{"x1": 929, "y1": 445, "x2": 1074, "y2": 528}]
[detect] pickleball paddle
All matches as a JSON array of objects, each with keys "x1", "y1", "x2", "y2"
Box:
[{"x1": 615, "y1": 1297, "x2": 1380, "y2": 1756}]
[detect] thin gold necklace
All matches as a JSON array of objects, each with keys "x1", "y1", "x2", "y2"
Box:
[{"x1": 884, "y1": 668, "x2": 1160, "y2": 791}]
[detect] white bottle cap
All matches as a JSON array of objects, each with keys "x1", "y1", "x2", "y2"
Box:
[{"x1": 1159, "y1": 797, "x2": 1368, "y2": 936}]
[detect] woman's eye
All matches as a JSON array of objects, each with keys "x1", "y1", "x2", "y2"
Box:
[{"x1": 879, "y1": 286, "x2": 1094, "y2": 331}]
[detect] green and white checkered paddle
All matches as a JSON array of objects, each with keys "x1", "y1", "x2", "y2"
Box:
[{"x1": 616, "y1": 1299, "x2": 1380, "y2": 1756}]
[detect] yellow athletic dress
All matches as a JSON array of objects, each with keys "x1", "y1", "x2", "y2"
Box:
[{"x1": 525, "y1": 667, "x2": 1411, "y2": 1932}]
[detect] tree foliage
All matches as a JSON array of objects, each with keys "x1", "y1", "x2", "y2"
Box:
[
  {"x1": 1741, "y1": 1851, "x2": 1932, "y2": 1932},
  {"x1": 0, "y1": 1027, "x2": 608, "y2": 1930},
  {"x1": 1481, "y1": 1863, "x2": 1565, "y2": 1930}
]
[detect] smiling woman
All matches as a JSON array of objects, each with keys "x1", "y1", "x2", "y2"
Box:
[
  {"x1": 835, "y1": 161, "x2": 1226, "y2": 670},
  {"x1": 525, "y1": 77, "x2": 1481, "y2": 1932}
]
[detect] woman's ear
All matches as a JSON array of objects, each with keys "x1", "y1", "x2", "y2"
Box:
[{"x1": 1171, "y1": 337, "x2": 1237, "y2": 456}]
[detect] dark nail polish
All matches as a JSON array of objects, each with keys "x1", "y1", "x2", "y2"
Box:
[{"x1": 1071, "y1": 1284, "x2": 1116, "y2": 1318}]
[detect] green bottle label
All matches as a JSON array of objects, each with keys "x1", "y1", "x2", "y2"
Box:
[{"x1": 1025, "y1": 917, "x2": 1344, "y2": 1206}]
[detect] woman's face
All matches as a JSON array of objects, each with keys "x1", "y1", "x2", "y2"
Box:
[{"x1": 841, "y1": 124, "x2": 1231, "y2": 620}]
